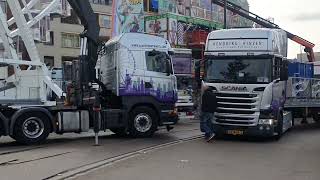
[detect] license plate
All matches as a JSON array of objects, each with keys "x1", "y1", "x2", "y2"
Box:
[
  {"x1": 226, "y1": 130, "x2": 244, "y2": 136},
  {"x1": 178, "y1": 112, "x2": 186, "y2": 116}
]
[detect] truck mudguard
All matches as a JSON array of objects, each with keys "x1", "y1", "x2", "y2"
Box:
[{"x1": 0, "y1": 112, "x2": 9, "y2": 135}]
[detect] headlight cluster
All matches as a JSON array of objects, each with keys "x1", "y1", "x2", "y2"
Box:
[
  {"x1": 258, "y1": 119, "x2": 274, "y2": 125},
  {"x1": 259, "y1": 110, "x2": 275, "y2": 125}
]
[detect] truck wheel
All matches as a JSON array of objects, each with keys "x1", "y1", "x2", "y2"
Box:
[
  {"x1": 0, "y1": 122, "x2": 3, "y2": 138},
  {"x1": 312, "y1": 113, "x2": 320, "y2": 123},
  {"x1": 274, "y1": 112, "x2": 284, "y2": 140},
  {"x1": 12, "y1": 112, "x2": 51, "y2": 145},
  {"x1": 110, "y1": 128, "x2": 128, "y2": 137},
  {"x1": 292, "y1": 114, "x2": 295, "y2": 127},
  {"x1": 129, "y1": 107, "x2": 158, "y2": 137}
]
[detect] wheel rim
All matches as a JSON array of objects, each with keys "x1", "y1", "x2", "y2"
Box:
[
  {"x1": 22, "y1": 117, "x2": 44, "y2": 139},
  {"x1": 134, "y1": 113, "x2": 152, "y2": 133}
]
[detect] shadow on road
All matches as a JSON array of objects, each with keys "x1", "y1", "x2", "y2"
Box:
[{"x1": 291, "y1": 122, "x2": 320, "y2": 132}]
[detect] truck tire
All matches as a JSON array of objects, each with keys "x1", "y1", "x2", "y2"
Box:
[
  {"x1": 110, "y1": 128, "x2": 128, "y2": 137},
  {"x1": 274, "y1": 111, "x2": 284, "y2": 140},
  {"x1": 128, "y1": 106, "x2": 158, "y2": 137},
  {"x1": 312, "y1": 113, "x2": 320, "y2": 123},
  {"x1": 0, "y1": 121, "x2": 3, "y2": 138},
  {"x1": 12, "y1": 112, "x2": 51, "y2": 145},
  {"x1": 291, "y1": 113, "x2": 295, "y2": 127}
]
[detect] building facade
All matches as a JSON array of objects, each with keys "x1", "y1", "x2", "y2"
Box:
[
  {"x1": 2, "y1": 0, "x2": 251, "y2": 68},
  {"x1": 112, "y1": 0, "x2": 251, "y2": 61},
  {"x1": 37, "y1": 0, "x2": 113, "y2": 68}
]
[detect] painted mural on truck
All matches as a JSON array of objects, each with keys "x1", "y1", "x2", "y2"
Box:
[
  {"x1": 115, "y1": 43, "x2": 177, "y2": 103},
  {"x1": 119, "y1": 72, "x2": 177, "y2": 103},
  {"x1": 112, "y1": 0, "x2": 144, "y2": 37}
]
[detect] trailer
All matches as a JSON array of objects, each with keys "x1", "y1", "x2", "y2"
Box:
[
  {"x1": 172, "y1": 48, "x2": 194, "y2": 121},
  {"x1": 0, "y1": 0, "x2": 178, "y2": 144}
]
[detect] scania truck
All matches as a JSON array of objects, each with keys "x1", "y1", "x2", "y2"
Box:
[{"x1": 198, "y1": 28, "x2": 320, "y2": 139}]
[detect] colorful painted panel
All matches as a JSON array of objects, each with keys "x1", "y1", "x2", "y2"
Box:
[
  {"x1": 145, "y1": 18, "x2": 167, "y2": 34},
  {"x1": 168, "y1": 18, "x2": 177, "y2": 45},
  {"x1": 159, "y1": 0, "x2": 177, "y2": 14},
  {"x1": 112, "y1": 0, "x2": 145, "y2": 37},
  {"x1": 177, "y1": 22, "x2": 188, "y2": 45}
]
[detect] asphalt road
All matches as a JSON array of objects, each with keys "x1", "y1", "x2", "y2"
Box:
[
  {"x1": 0, "y1": 120, "x2": 201, "y2": 180},
  {"x1": 74, "y1": 123, "x2": 320, "y2": 180}
]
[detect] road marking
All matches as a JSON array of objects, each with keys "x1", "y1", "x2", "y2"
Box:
[
  {"x1": 44, "y1": 135, "x2": 203, "y2": 180},
  {"x1": 0, "y1": 152, "x2": 72, "y2": 166},
  {"x1": 0, "y1": 146, "x2": 44, "y2": 156}
]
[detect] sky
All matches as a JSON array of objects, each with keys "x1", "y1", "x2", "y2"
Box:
[{"x1": 248, "y1": 0, "x2": 320, "y2": 58}]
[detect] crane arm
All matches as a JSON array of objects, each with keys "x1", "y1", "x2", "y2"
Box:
[
  {"x1": 212, "y1": 0, "x2": 316, "y2": 62},
  {"x1": 66, "y1": 0, "x2": 107, "y2": 107},
  {"x1": 67, "y1": 0, "x2": 100, "y2": 83}
]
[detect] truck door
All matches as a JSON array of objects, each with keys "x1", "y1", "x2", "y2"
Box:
[{"x1": 144, "y1": 50, "x2": 176, "y2": 103}]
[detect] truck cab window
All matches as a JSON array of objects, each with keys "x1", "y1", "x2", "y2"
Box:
[{"x1": 146, "y1": 51, "x2": 171, "y2": 73}]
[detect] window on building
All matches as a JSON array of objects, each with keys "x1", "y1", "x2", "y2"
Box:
[
  {"x1": 0, "y1": 1, "x2": 6, "y2": 15},
  {"x1": 99, "y1": 14, "x2": 111, "y2": 29},
  {"x1": 146, "y1": 51, "x2": 168, "y2": 73},
  {"x1": 61, "y1": 33, "x2": 80, "y2": 48},
  {"x1": 61, "y1": 9, "x2": 80, "y2": 24},
  {"x1": 89, "y1": 0, "x2": 112, "y2": 5},
  {"x1": 44, "y1": 31, "x2": 54, "y2": 45},
  {"x1": 44, "y1": 56, "x2": 54, "y2": 67},
  {"x1": 62, "y1": 56, "x2": 78, "y2": 62},
  {"x1": 144, "y1": 0, "x2": 158, "y2": 13}
]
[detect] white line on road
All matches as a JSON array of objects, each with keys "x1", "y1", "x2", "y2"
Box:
[{"x1": 44, "y1": 135, "x2": 203, "y2": 180}]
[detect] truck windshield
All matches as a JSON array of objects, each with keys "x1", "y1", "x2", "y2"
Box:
[{"x1": 205, "y1": 58, "x2": 272, "y2": 84}]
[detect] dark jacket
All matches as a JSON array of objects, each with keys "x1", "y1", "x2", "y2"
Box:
[{"x1": 201, "y1": 89, "x2": 217, "y2": 113}]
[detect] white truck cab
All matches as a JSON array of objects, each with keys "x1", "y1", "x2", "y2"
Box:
[
  {"x1": 199, "y1": 28, "x2": 292, "y2": 139},
  {"x1": 97, "y1": 33, "x2": 178, "y2": 135}
]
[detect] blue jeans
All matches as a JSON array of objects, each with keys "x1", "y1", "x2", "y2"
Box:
[{"x1": 200, "y1": 112, "x2": 214, "y2": 137}]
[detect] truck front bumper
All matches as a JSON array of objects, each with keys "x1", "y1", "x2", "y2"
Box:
[{"x1": 213, "y1": 123, "x2": 276, "y2": 137}]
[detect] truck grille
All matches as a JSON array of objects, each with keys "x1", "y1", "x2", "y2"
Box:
[{"x1": 214, "y1": 92, "x2": 260, "y2": 126}]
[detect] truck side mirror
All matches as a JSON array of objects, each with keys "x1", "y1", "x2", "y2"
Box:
[
  {"x1": 195, "y1": 60, "x2": 201, "y2": 88},
  {"x1": 280, "y1": 60, "x2": 289, "y2": 81},
  {"x1": 166, "y1": 59, "x2": 172, "y2": 76}
]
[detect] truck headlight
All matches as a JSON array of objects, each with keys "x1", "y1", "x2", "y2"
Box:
[
  {"x1": 258, "y1": 119, "x2": 274, "y2": 125},
  {"x1": 259, "y1": 110, "x2": 275, "y2": 125}
]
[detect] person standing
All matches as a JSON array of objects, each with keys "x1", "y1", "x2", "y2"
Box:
[{"x1": 200, "y1": 86, "x2": 217, "y2": 142}]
